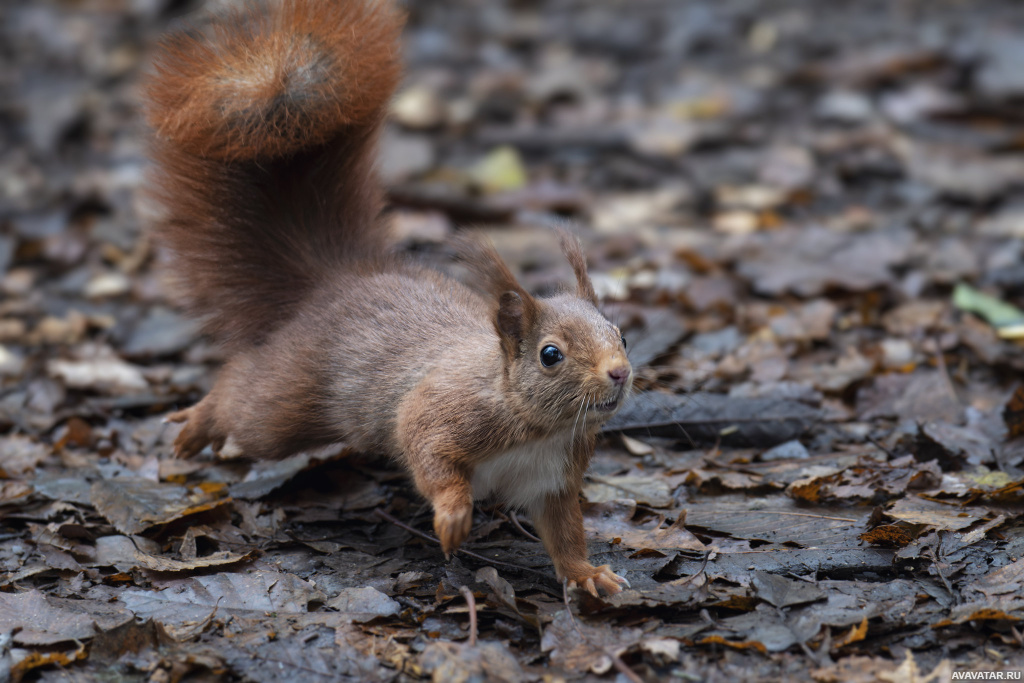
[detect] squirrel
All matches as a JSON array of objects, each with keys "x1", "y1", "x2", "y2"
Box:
[{"x1": 145, "y1": 0, "x2": 633, "y2": 597}]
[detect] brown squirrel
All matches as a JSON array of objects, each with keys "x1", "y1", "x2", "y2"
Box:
[{"x1": 146, "y1": 0, "x2": 633, "y2": 596}]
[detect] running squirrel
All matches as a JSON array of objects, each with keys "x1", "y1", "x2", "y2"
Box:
[{"x1": 146, "y1": 0, "x2": 633, "y2": 596}]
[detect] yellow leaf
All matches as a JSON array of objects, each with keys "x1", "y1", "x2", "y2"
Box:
[{"x1": 468, "y1": 146, "x2": 527, "y2": 193}]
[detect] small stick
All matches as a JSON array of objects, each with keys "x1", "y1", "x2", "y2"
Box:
[
  {"x1": 678, "y1": 551, "x2": 710, "y2": 585},
  {"x1": 508, "y1": 512, "x2": 541, "y2": 542},
  {"x1": 373, "y1": 508, "x2": 550, "y2": 578},
  {"x1": 606, "y1": 648, "x2": 644, "y2": 683},
  {"x1": 932, "y1": 333, "x2": 960, "y2": 405},
  {"x1": 460, "y1": 585, "x2": 478, "y2": 647},
  {"x1": 926, "y1": 548, "x2": 956, "y2": 601}
]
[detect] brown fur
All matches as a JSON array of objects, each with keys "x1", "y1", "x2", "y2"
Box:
[
  {"x1": 146, "y1": 0, "x2": 402, "y2": 350},
  {"x1": 152, "y1": 0, "x2": 633, "y2": 596}
]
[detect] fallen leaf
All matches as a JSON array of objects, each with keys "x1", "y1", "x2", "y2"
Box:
[
  {"x1": 953, "y1": 282, "x2": 1024, "y2": 337},
  {"x1": 583, "y1": 499, "x2": 705, "y2": 553},
  {"x1": 1003, "y1": 385, "x2": 1024, "y2": 439},
  {"x1": 419, "y1": 640, "x2": 527, "y2": 683},
  {"x1": 584, "y1": 474, "x2": 673, "y2": 508},
  {"x1": 93, "y1": 535, "x2": 253, "y2": 572},
  {"x1": 605, "y1": 392, "x2": 820, "y2": 448},
  {"x1": 468, "y1": 146, "x2": 527, "y2": 193},
  {"x1": 47, "y1": 350, "x2": 148, "y2": 394},
  {"x1": 735, "y1": 228, "x2": 913, "y2": 297},
  {"x1": 119, "y1": 570, "x2": 322, "y2": 638},
  {"x1": 0, "y1": 590, "x2": 131, "y2": 645},
  {"x1": 90, "y1": 478, "x2": 230, "y2": 534},
  {"x1": 327, "y1": 586, "x2": 401, "y2": 621},
  {"x1": 751, "y1": 571, "x2": 827, "y2": 608},
  {"x1": 541, "y1": 609, "x2": 643, "y2": 674}
]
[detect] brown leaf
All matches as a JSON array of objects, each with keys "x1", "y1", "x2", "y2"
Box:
[
  {"x1": 751, "y1": 571, "x2": 826, "y2": 608},
  {"x1": 583, "y1": 500, "x2": 705, "y2": 553},
  {"x1": 0, "y1": 590, "x2": 132, "y2": 645},
  {"x1": 327, "y1": 586, "x2": 400, "y2": 622},
  {"x1": 584, "y1": 474, "x2": 673, "y2": 507},
  {"x1": 0, "y1": 436, "x2": 50, "y2": 477},
  {"x1": 1003, "y1": 385, "x2": 1024, "y2": 439},
  {"x1": 474, "y1": 567, "x2": 540, "y2": 629},
  {"x1": 540, "y1": 609, "x2": 643, "y2": 674},
  {"x1": 970, "y1": 558, "x2": 1024, "y2": 598},
  {"x1": 10, "y1": 641, "x2": 87, "y2": 682},
  {"x1": 684, "y1": 497, "x2": 862, "y2": 547},
  {"x1": 885, "y1": 496, "x2": 986, "y2": 531},
  {"x1": 833, "y1": 617, "x2": 869, "y2": 649},
  {"x1": 859, "y1": 525, "x2": 914, "y2": 548},
  {"x1": 735, "y1": 227, "x2": 913, "y2": 297},
  {"x1": 90, "y1": 478, "x2": 231, "y2": 534},
  {"x1": 93, "y1": 535, "x2": 253, "y2": 572},
  {"x1": 605, "y1": 391, "x2": 820, "y2": 448},
  {"x1": 118, "y1": 570, "x2": 322, "y2": 639},
  {"x1": 419, "y1": 640, "x2": 527, "y2": 683}
]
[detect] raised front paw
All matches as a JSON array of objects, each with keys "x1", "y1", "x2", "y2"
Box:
[
  {"x1": 433, "y1": 498, "x2": 473, "y2": 558},
  {"x1": 567, "y1": 564, "x2": 630, "y2": 598}
]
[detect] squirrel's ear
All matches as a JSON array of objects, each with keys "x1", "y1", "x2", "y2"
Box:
[
  {"x1": 497, "y1": 290, "x2": 537, "y2": 354},
  {"x1": 558, "y1": 230, "x2": 598, "y2": 306}
]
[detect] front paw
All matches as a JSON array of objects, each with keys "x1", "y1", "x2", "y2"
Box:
[
  {"x1": 433, "y1": 500, "x2": 473, "y2": 557},
  {"x1": 567, "y1": 564, "x2": 629, "y2": 597}
]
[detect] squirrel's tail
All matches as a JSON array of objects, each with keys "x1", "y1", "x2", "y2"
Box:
[{"x1": 145, "y1": 0, "x2": 404, "y2": 350}]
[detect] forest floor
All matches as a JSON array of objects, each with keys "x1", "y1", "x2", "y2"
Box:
[{"x1": 2, "y1": 0, "x2": 1024, "y2": 680}]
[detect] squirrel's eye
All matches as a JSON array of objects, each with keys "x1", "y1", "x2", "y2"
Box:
[
  {"x1": 621, "y1": 336, "x2": 627, "y2": 349},
  {"x1": 540, "y1": 345, "x2": 564, "y2": 367}
]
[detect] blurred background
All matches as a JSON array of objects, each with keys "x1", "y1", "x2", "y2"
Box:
[{"x1": 4, "y1": 0, "x2": 1024, "y2": 420}]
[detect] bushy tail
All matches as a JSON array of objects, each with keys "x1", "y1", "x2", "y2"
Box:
[{"x1": 146, "y1": 0, "x2": 404, "y2": 350}]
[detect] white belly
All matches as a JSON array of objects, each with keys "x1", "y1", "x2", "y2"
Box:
[{"x1": 471, "y1": 432, "x2": 571, "y2": 511}]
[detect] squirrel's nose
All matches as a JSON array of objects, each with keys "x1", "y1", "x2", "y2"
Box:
[{"x1": 608, "y1": 366, "x2": 630, "y2": 386}]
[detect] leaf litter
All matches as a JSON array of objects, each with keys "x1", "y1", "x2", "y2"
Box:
[{"x1": 2, "y1": 0, "x2": 1024, "y2": 680}]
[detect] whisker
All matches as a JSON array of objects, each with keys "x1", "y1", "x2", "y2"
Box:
[
  {"x1": 581, "y1": 392, "x2": 593, "y2": 438},
  {"x1": 571, "y1": 391, "x2": 587, "y2": 447}
]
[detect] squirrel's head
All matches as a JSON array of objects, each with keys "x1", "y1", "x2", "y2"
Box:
[{"x1": 459, "y1": 230, "x2": 633, "y2": 433}]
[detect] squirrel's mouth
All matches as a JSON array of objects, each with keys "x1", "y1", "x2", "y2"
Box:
[{"x1": 591, "y1": 393, "x2": 623, "y2": 414}]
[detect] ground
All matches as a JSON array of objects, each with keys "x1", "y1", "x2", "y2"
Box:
[{"x1": 1, "y1": 0, "x2": 1024, "y2": 681}]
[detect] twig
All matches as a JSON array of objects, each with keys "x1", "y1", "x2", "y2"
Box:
[
  {"x1": 606, "y1": 648, "x2": 644, "y2": 683},
  {"x1": 678, "y1": 551, "x2": 710, "y2": 585},
  {"x1": 741, "y1": 510, "x2": 858, "y2": 523},
  {"x1": 926, "y1": 547, "x2": 956, "y2": 603},
  {"x1": 507, "y1": 511, "x2": 541, "y2": 542},
  {"x1": 460, "y1": 586, "x2": 478, "y2": 647},
  {"x1": 932, "y1": 333, "x2": 961, "y2": 406},
  {"x1": 865, "y1": 435, "x2": 895, "y2": 459},
  {"x1": 373, "y1": 508, "x2": 549, "y2": 578}
]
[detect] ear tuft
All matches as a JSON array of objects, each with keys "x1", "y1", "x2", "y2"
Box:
[
  {"x1": 498, "y1": 291, "x2": 526, "y2": 341},
  {"x1": 557, "y1": 229, "x2": 598, "y2": 306}
]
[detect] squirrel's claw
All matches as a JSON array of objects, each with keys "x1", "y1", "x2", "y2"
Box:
[
  {"x1": 165, "y1": 409, "x2": 191, "y2": 424},
  {"x1": 567, "y1": 565, "x2": 628, "y2": 598},
  {"x1": 434, "y1": 503, "x2": 473, "y2": 557}
]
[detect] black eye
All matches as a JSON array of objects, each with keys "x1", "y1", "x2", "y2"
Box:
[
  {"x1": 621, "y1": 336, "x2": 627, "y2": 349},
  {"x1": 540, "y1": 345, "x2": 564, "y2": 367}
]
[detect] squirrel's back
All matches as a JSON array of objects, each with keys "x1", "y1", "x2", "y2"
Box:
[{"x1": 146, "y1": 0, "x2": 404, "y2": 351}]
